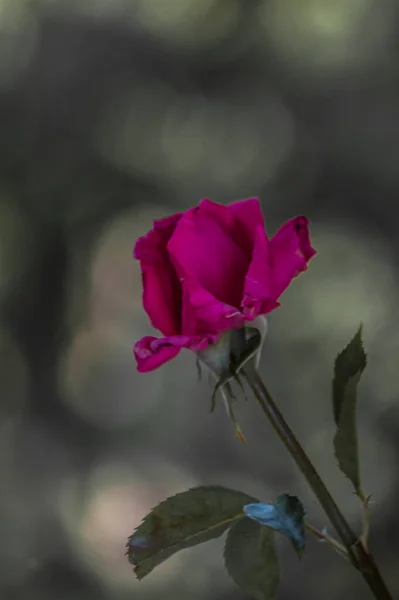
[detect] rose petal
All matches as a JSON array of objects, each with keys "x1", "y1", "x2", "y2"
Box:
[
  {"x1": 180, "y1": 275, "x2": 244, "y2": 335},
  {"x1": 269, "y1": 216, "x2": 317, "y2": 298},
  {"x1": 134, "y1": 213, "x2": 182, "y2": 336},
  {"x1": 196, "y1": 199, "x2": 237, "y2": 241},
  {"x1": 134, "y1": 336, "x2": 181, "y2": 372},
  {"x1": 241, "y1": 225, "x2": 280, "y2": 319},
  {"x1": 198, "y1": 197, "x2": 265, "y2": 259},
  {"x1": 133, "y1": 333, "x2": 214, "y2": 372},
  {"x1": 228, "y1": 197, "x2": 265, "y2": 256},
  {"x1": 153, "y1": 213, "x2": 183, "y2": 237},
  {"x1": 167, "y1": 205, "x2": 248, "y2": 308},
  {"x1": 272, "y1": 215, "x2": 316, "y2": 263}
]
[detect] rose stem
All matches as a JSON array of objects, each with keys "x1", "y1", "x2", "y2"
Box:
[
  {"x1": 305, "y1": 522, "x2": 349, "y2": 561},
  {"x1": 242, "y1": 364, "x2": 393, "y2": 600}
]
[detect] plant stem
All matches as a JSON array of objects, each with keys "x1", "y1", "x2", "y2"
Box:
[
  {"x1": 359, "y1": 489, "x2": 372, "y2": 552},
  {"x1": 242, "y1": 366, "x2": 393, "y2": 600},
  {"x1": 305, "y1": 522, "x2": 349, "y2": 561}
]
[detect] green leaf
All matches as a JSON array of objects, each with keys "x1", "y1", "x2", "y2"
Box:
[
  {"x1": 127, "y1": 485, "x2": 257, "y2": 580},
  {"x1": 332, "y1": 325, "x2": 367, "y2": 495},
  {"x1": 243, "y1": 493, "x2": 306, "y2": 557},
  {"x1": 224, "y1": 516, "x2": 280, "y2": 600}
]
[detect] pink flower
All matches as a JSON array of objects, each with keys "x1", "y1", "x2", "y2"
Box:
[{"x1": 133, "y1": 198, "x2": 316, "y2": 372}]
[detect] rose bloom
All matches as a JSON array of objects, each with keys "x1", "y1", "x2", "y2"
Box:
[{"x1": 133, "y1": 198, "x2": 316, "y2": 372}]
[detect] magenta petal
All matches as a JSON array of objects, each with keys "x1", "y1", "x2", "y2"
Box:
[
  {"x1": 228, "y1": 197, "x2": 265, "y2": 256},
  {"x1": 133, "y1": 333, "x2": 214, "y2": 372},
  {"x1": 134, "y1": 212, "x2": 182, "y2": 262},
  {"x1": 269, "y1": 216, "x2": 317, "y2": 298},
  {"x1": 134, "y1": 336, "x2": 181, "y2": 372},
  {"x1": 134, "y1": 213, "x2": 182, "y2": 336},
  {"x1": 197, "y1": 198, "x2": 237, "y2": 239},
  {"x1": 241, "y1": 225, "x2": 280, "y2": 319},
  {"x1": 197, "y1": 198, "x2": 265, "y2": 260},
  {"x1": 180, "y1": 276, "x2": 245, "y2": 335},
  {"x1": 139, "y1": 262, "x2": 180, "y2": 336},
  {"x1": 272, "y1": 216, "x2": 316, "y2": 262},
  {"x1": 153, "y1": 212, "x2": 183, "y2": 237},
  {"x1": 167, "y1": 205, "x2": 248, "y2": 307}
]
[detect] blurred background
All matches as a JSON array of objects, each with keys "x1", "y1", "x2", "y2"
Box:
[{"x1": 0, "y1": 0, "x2": 399, "y2": 599}]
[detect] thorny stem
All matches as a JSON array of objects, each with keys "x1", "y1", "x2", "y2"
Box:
[
  {"x1": 242, "y1": 365, "x2": 393, "y2": 600},
  {"x1": 305, "y1": 522, "x2": 349, "y2": 561},
  {"x1": 359, "y1": 489, "x2": 372, "y2": 552}
]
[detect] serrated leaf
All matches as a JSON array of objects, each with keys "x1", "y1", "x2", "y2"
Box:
[
  {"x1": 127, "y1": 485, "x2": 257, "y2": 580},
  {"x1": 224, "y1": 517, "x2": 280, "y2": 600},
  {"x1": 332, "y1": 325, "x2": 367, "y2": 495},
  {"x1": 243, "y1": 493, "x2": 306, "y2": 556}
]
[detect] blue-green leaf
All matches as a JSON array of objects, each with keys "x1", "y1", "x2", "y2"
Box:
[{"x1": 243, "y1": 493, "x2": 306, "y2": 556}]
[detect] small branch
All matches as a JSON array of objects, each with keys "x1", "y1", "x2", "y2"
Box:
[{"x1": 305, "y1": 522, "x2": 349, "y2": 561}]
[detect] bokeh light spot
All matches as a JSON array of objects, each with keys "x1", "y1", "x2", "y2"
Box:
[
  {"x1": 59, "y1": 459, "x2": 199, "y2": 590},
  {"x1": 271, "y1": 221, "x2": 398, "y2": 349},
  {"x1": 0, "y1": 0, "x2": 38, "y2": 89},
  {"x1": 136, "y1": 0, "x2": 239, "y2": 50},
  {"x1": 259, "y1": 0, "x2": 394, "y2": 77},
  {"x1": 61, "y1": 206, "x2": 190, "y2": 429},
  {"x1": 96, "y1": 85, "x2": 295, "y2": 198}
]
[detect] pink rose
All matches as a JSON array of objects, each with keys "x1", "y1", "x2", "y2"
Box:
[{"x1": 133, "y1": 198, "x2": 316, "y2": 372}]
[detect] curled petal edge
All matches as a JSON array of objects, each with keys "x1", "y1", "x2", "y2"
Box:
[{"x1": 133, "y1": 334, "x2": 217, "y2": 373}]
